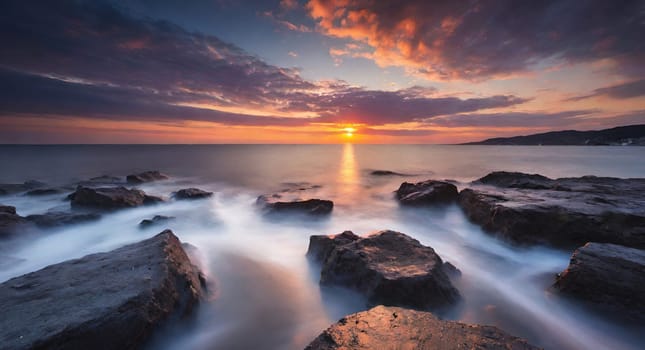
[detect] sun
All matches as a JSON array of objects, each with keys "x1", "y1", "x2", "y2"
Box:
[{"x1": 343, "y1": 127, "x2": 356, "y2": 137}]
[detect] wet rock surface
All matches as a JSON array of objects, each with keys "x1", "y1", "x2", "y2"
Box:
[
  {"x1": 305, "y1": 305, "x2": 541, "y2": 350},
  {"x1": 554, "y1": 242, "x2": 645, "y2": 321},
  {"x1": 396, "y1": 180, "x2": 458, "y2": 206},
  {"x1": 257, "y1": 194, "x2": 333, "y2": 215},
  {"x1": 458, "y1": 172, "x2": 645, "y2": 248},
  {"x1": 139, "y1": 215, "x2": 175, "y2": 228},
  {"x1": 308, "y1": 230, "x2": 460, "y2": 309},
  {"x1": 70, "y1": 186, "x2": 164, "y2": 210},
  {"x1": 126, "y1": 171, "x2": 169, "y2": 184},
  {"x1": 174, "y1": 188, "x2": 213, "y2": 200},
  {"x1": 0, "y1": 230, "x2": 206, "y2": 350}
]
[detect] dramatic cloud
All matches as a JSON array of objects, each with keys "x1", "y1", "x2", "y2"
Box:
[
  {"x1": 568, "y1": 79, "x2": 645, "y2": 101},
  {"x1": 0, "y1": 0, "x2": 527, "y2": 128},
  {"x1": 306, "y1": 0, "x2": 645, "y2": 80}
]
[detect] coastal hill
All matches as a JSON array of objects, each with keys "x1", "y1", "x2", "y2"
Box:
[{"x1": 462, "y1": 124, "x2": 645, "y2": 145}]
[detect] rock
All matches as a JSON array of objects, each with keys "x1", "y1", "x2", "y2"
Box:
[
  {"x1": 126, "y1": 171, "x2": 169, "y2": 184},
  {"x1": 306, "y1": 230, "x2": 360, "y2": 263},
  {"x1": 0, "y1": 205, "x2": 17, "y2": 214},
  {"x1": 89, "y1": 175, "x2": 122, "y2": 183},
  {"x1": 0, "y1": 206, "x2": 28, "y2": 238},
  {"x1": 0, "y1": 180, "x2": 46, "y2": 195},
  {"x1": 25, "y1": 212, "x2": 101, "y2": 228},
  {"x1": 458, "y1": 173, "x2": 645, "y2": 248},
  {"x1": 370, "y1": 170, "x2": 407, "y2": 176},
  {"x1": 442, "y1": 261, "x2": 462, "y2": 278},
  {"x1": 257, "y1": 194, "x2": 333, "y2": 215},
  {"x1": 139, "y1": 215, "x2": 174, "y2": 228},
  {"x1": 395, "y1": 180, "x2": 458, "y2": 205},
  {"x1": 173, "y1": 188, "x2": 213, "y2": 200},
  {"x1": 25, "y1": 188, "x2": 66, "y2": 196},
  {"x1": 476, "y1": 171, "x2": 554, "y2": 190},
  {"x1": 76, "y1": 175, "x2": 124, "y2": 187},
  {"x1": 0, "y1": 230, "x2": 206, "y2": 349},
  {"x1": 70, "y1": 186, "x2": 164, "y2": 210},
  {"x1": 308, "y1": 230, "x2": 460, "y2": 309},
  {"x1": 553, "y1": 242, "x2": 645, "y2": 321},
  {"x1": 305, "y1": 305, "x2": 541, "y2": 350}
]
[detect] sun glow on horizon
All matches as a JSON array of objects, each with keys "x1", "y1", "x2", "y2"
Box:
[{"x1": 343, "y1": 127, "x2": 356, "y2": 138}]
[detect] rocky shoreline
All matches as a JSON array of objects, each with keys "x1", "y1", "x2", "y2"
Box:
[{"x1": 0, "y1": 169, "x2": 643, "y2": 349}]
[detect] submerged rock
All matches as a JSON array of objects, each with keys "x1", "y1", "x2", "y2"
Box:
[
  {"x1": 370, "y1": 170, "x2": 408, "y2": 176},
  {"x1": 257, "y1": 194, "x2": 333, "y2": 215},
  {"x1": 0, "y1": 230, "x2": 206, "y2": 350},
  {"x1": 553, "y1": 242, "x2": 645, "y2": 321},
  {"x1": 0, "y1": 180, "x2": 46, "y2": 195},
  {"x1": 25, "y1": 188, "x2": 68, "y2": 196},
  {"x1": 307, "y1": 230, "x2": 460, "y2": 309},
  {"x1": 70, "y1": 186, "x2": 164, "y2": 210},
  {"x1": 395, "y1": 180, "x2": 458, "y2": 205},
  {"x1": 139, "y1": 215, "x2": 175, "y2": 228},
  {"x1": 458, "y1": 172, "x2": 645, "y2": 248},
  {"x1": 25, "y1": 212, "x2": 101, "y2": 228},
  {"x1": 126, "y1": 171, "x2": 169, "y2": 184},
  {"x1": 305, "y1": 305, "x2": 540, "y2": 350},
  {"x1": 174, "y1": 188, "x2": 213, "y2": 200}
]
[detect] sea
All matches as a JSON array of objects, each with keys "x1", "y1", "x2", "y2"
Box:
[{"x1": 1, "y1": 144, "x2": 644, "y2": 350}]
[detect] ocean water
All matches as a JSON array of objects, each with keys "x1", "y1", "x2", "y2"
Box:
[{"x1": 0, "y1": 144, "x2": 644, "y2": 350}]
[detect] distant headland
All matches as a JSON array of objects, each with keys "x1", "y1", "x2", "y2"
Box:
[{"x1": 462, "y1": 124, "x2": 645, "y2": 145}]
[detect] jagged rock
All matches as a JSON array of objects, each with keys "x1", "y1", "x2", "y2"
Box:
[
  {"x1": 126, "y1": 171, "x2": 169, "y2": 184},
  {"x1": 553, "y1": 242, "x2": 645, "y2": 321},
  {"x1": 395, "y1": 180, "x2": 458, "y2": 205},
  {"x1": 25, "y1": 212, "x2": 101, "y2": 228},
  {"x1": 70, "y1": 186, "x2": 163, "y2": 210},
  {"x1": 305, "y1": 305, "x2": 541, "y2": 350},
  {"x1": 458, "y1": 172, "x2": 645, "y2": 248},
  {"x1": 306, "y1": 230, "x2": 360, "y2": 263},
  {"x1": 257, "y1": 194, "x2": 333, "y2": 215},
  {"x1": 0, "y1": 180, "x2": 46, "y2": 195},
  {"x1": 139, "y1": 215, "x2": 174, "y2": 228},
  {"x1": 173, "y1": 188, "x2": 213, "y2": 200},
  {"x1": 308, "y1": 230, "x2": 460, "y2": 309},
  {"x1": 0, "y1": 230, "x2": 206, "y2": 350}
]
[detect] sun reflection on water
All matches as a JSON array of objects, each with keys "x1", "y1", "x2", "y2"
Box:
[{"x1": 338, "y1": 143, "x2": 360, "y2": 201}]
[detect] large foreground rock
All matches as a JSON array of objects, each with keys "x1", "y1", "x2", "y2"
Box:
[
  {"x1": 396, "y1": 180, "x2": 458, "y2": 205},
  {"x1": 126, "y1": 171, "x2": 169, "y2": 184},
  {"x1": 0, "y1": 230, "x2": 206, "y2": 350},
  {"x1": 257, "y1": 194, "x2": 333, "y2": 215},
  {"x1": 553, "y1": 242, "x2": 645, "y2": 321},
  {"x1": 307, "y1": 230, "x2": 459, "y2": 309},
  {"x1": 70, "y1": 186, "x2": 163, "y2": 210},
  {"x1": 305, "y1": 305, "x2": 540, "y2": 350},
  {"x1": 458, "y1": 172, "x2": 645, "y2": 248}
]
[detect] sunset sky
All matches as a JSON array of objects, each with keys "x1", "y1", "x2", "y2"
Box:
[{"x1": 1, "y1": 0, "x2": 644, "y2": 143}]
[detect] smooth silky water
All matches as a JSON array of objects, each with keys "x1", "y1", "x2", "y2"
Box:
[{"x1": 1, "y1": 144, "x2": 644, "y2": 349}]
